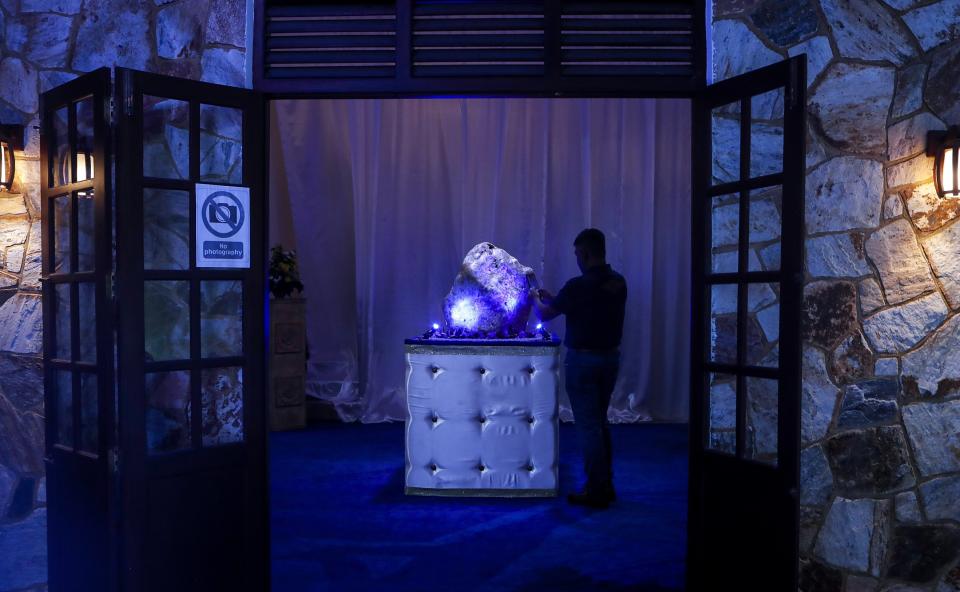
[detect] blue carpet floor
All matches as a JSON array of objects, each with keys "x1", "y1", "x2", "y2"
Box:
[{"x1": 270, "y1": 422, "x2": 688, "y2": 592}]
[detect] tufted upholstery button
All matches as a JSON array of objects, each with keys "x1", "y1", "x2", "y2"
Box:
[
  {"x1": 478, "y1": 367, "x2": 486, "y2": 375},
  {"x1": 527, "y1": 366, "x2": 536, "y2": 375},
  {"x1": 526, "y1": 465, "x2": 534, "y2": 472},
  {"x1": 429, "y1": 464, "x2": 438, "y2": 472},
  {"x1": 430, "y1": 366, "x2": 439, "y2": 374},
  {"x1": 478, "y1": 464, "x2": 486, "y2": 472},
  {"x1": 527, "y1": 416, "x2": 535, "y2": 425},
  {"x1": 479, "y1": 416, "x2": 487, "y2": 424},
  {"x1": 431, "y1": 415, "x2": 438, "y2": 424}
]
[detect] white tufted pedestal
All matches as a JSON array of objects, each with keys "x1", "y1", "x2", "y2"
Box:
[{"x1": 404, "y1": 339, "x2": 561, "y2": 497}]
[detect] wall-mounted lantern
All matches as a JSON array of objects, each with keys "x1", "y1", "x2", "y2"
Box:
[
  {"x1": 60, "y1": 147, "x2": 94, "y2": 184},
  {"x1": 927, "y1": 126, "x2": 960, "y2": 199},
  {"x1": 0, "y1": 124, "x2": 24, "y2": 192}
]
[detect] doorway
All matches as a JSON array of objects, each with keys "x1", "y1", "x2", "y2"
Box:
[
  {"x1": 36, "y1": 56, "x2": 805, "y2": 592},
  {"x1": 266, "y1": 96, "x2": 691, "y2": 591}
]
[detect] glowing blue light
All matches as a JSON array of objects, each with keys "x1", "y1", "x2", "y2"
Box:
[
  {"x1": 536, "y1": 323, "x2": 543, "y2": 330},
  {"x1": 432, "y1": 323, "x2": 440, "y2": 330},
  {"x1": 450, "y1": 298, "x2": 481, "y2": 330}
]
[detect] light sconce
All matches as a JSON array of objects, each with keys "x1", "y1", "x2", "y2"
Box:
[
  {"x1": 927, "y1": 126, "x2": 960, "y2": 199},
  {"x1": 0, "y1": 124, "x2": 24, "y2": 192},
  {"x1": 57, "y1": 145, "x2": 94, "y2": 184}
]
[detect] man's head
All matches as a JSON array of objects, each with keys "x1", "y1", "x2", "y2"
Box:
[{"x1": 574, "y1": 228, "x2": 606, "y2": 273}]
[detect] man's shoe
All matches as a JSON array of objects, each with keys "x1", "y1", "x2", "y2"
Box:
[{"x1": 567, "y1": 491, "x2": 609, "y2": 509}]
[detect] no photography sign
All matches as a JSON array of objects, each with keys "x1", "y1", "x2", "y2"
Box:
[{"x1": 196, "y1": 183, "x2": 250, "y2": 268}]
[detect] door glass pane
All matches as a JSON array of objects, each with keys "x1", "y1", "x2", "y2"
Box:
[
  {"x1": 711, "y1": 194, "x2": 739, "y2": 273},
  {"x1": 747, "y1": 283, "x2": 778, "y2": 367},
  {"x1": 748, "y1": 282, "x2": 779, "y2": 368},
  {"x1": 50, "y1": 106, "x2": 69, "y2": 187},
  {"x1": 143, "y1": 96, "x2": 189, "y2": 180},
  {"x1": 712, "y1": 101, "x2": 740, "y2": 185},
  {"x1": 144, "y1": 280, "x2": 190, "y2": 361},
  {"x1": 55, "y1": 283, "x2": 71, "y2": 360},
  {"x1": 202, "y1": 367, "x2": 243, "y2": 446},
  {"x1": 77, "y1": 190, "x2": 95, "y2": 271},
  {"x1": 79, "y1": 373, "x2": 98, "y2": 454},
  {"x1": 745, "y1": 377, "x2": 778, "y2": 466},
  {"x1": 710, "y1": 284, "x2": 737, "y2": 364},
  {"x1": 146, "y1": 370, "x2": 191, "y2": 453},
  {"x1": 53, "y1": 194, "x2": 71, "y2": 273},
  {"x1": 78, "y1": 281, "x2": 96, "y2": 363},
  {"x1": 56, "y1": 370, "x2": 73, "y2": 447},
  {"x1": 200, "y1": 104, "x2": 243, "y2": 185},
  {"x1": 143, "y1": 188, "x2": 189, "y2": 270},
  {"x1": 749, "y1": 186, "x2": 781, "y2": 272},
  {"x1": 708, "y1": 373, "x2": 736, "y2": 455},
  {"x1": 75, "y1": 96, "x2": 95, "y2": 182},
  {"x1": 750, "y1": 88, "x2": 784, "y2": 178},
  {"x1": 201, "y1": 280, "x2": 242, "y2": 358}
]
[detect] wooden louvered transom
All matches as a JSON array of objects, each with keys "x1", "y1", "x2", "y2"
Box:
[
  {"x1": 561, "y1": 2, "x2": 695, "y2": 77},
  {"x1": 264, "y1": 2, "x2": 398, "y2": 78},
  {"x1": 412, "y1": 1, "x2": 546, "y2": 77},
  {"x1": 256, "y1": 0, "x2": 701, "y2": 94}
]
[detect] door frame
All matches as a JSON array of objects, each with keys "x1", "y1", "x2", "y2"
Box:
[{"x1": 257, "y1": 54, "x2": 807, "y2": 588}]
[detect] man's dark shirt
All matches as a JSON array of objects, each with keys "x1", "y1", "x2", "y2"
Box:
[{"x1": 550, "y1": 264, "x2": 627, "y2": 350}]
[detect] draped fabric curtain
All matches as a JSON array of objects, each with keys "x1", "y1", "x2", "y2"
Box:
[{"x1": 269, "y1": 98, "x2": 691, "y2": 423}]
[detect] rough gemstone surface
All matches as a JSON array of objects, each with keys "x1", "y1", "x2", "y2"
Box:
[{"x1": 442, "y1": 243, "x2": 537, "y2": 334}]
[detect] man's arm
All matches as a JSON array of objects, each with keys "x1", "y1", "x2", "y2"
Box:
[{"x1": 530, "y1": 288, "x2": 562, "y2": 322}]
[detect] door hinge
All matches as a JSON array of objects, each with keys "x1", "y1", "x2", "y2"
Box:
[
  {"x1": 788, "y1": 60, "x2": 802, "y2": 111},
  {"x1": 123, "y1": 70, "x2": 134, "y2": 116},
  {"x1": 107, "y1": 96, "x2": 115, "y2": 127}
]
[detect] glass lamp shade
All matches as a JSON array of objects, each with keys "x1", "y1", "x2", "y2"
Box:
[
  {"x1": 0, "y1": 141, "x2": 13, "y2": 191},
  {"x1": 58, "y1": 148, "x2": 94, "y2": 184},
  {"x1": 937, "y1": 146, "x2": 958, "y2": 198},
  {"x1": 932, "y1": 127, "x2": 960, "y2": 199},
  {"x1": 76, "y1": 151, "x2": 93, "y2": 182}
]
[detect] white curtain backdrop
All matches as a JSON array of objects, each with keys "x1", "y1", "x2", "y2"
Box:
[{"x1": 269, "y1": 98, "x2": 691, "y2": 424}]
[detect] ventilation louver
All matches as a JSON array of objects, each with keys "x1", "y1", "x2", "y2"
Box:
[
  {"x1": 265, "y1": 2, "x2": 397, "y2": 79},
  {"x1": 561, "y1": 1, "x2": 695, "y2": 77},
  {"x1": 412, "y1": 1, "x2": 546, "y2": 77}
]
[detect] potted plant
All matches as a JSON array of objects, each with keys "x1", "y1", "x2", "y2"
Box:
[{"x1": 268, "y1": 245, "x2": 307, "y2": 431}]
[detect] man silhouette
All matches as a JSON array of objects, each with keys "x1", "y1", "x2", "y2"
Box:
[{"x1": 530, "y1": 228, "x2": 627, "y2": 509}]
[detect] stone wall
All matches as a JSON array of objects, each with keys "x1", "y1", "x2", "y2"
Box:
[
  {"x1": 0, "y1": 1, "x2": 248, "y2": 591},
  {"x1": 712, "y1": 0, "x2": 960, "y2": 589}
]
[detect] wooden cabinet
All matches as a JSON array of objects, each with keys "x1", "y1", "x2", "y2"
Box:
[{"x1": 269, "y1": 297, "x2": 306, "y2": 430}]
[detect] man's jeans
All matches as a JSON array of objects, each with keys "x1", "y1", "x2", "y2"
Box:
[{"x1": 564, "y1": 348, "x2": 619, "y2": 495}]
